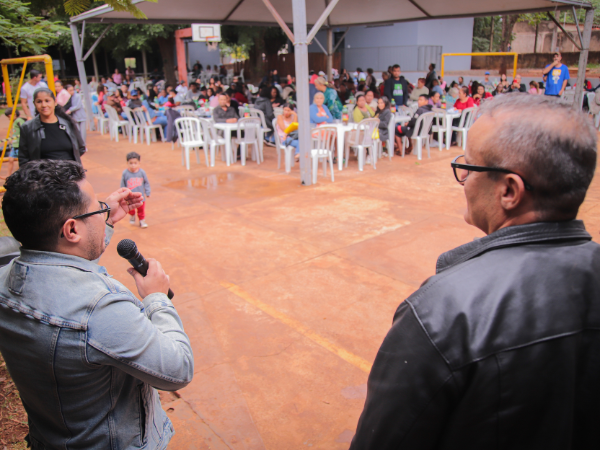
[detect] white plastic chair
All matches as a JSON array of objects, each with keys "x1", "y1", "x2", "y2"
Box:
[
  {"x1": 311, "y1": 126, "x2": 336, "y2": 184},
  {"x1": 402, "y1": 111, "x2": 436, "y2": 160},
  {"x1": 232, "y1": 117, "x2": 262, "y2": 166},
  {"x1": 249, "y1": 107, "x2": 268, "y2": 158},
  {"x1": 274, "y1": 107, "x2": 284, "y2": 118},
  {"x1": 451, "y1": 107, "x2": 477, "y2": 151},
  {"x1": 199, "y1": 118, "x2": 229, "y2": 166},
  {"x1": 174, "y1": 117, "x2": 208, "y2": 169},
  {"x1": 173, "y1": 105, "x2": 195, "y2": 114},
  {"x1": 93, "y1": 110, "x2": 109, "y2": 135},
  {"x1": 587, "y1": 93, "x2": 600, "y2": 129},
  {"x1": 561, "y1": 90, "x2": 576, "y2": 106},
  {"x1": 345, "y1": 118, "x2": 380, "y2": 171},
  {"x1": 104, "y1": 104, "x2": 129, "y2": 142},
  {"x1": 272, "y1": 118, "x2": 295, "y2": 173},
  {"x1": 431, "y1": 108, "x2": 447, "y2": 152},
  {"x1": 122, "y1": 107, "x2": 141, "y2": 144},
  {"x1": 133, "y1": 109, "x2": 165, "y2": 145}
]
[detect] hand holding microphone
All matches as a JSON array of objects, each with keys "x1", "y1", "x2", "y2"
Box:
[{"x1": 117, "y1": 239, "x2": 174, "y2": 299}]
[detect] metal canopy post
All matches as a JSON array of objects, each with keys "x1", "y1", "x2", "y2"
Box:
[
  {"x1": 326, "y1": 28, "x2": 333, "y2": 81},
  {"x1": 292, "y1": 0, "x2": 312, "y2": 185},
  {"x1": 70, "y1": 22, "x2": 96, "y2": 132},
  {"x1": 574, "y1": 8, "x2": 594, "y2": 110}
]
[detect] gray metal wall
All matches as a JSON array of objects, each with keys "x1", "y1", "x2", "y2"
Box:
[
  {"x1": 344, "y1": 45, "x2": 442, "y2": 72},
  {"x1": 330, "y1": 18, "x2": 473, "y2": 72},
  {"x1": 186, "y1": 42, "x2": 221, "y2": 69}
]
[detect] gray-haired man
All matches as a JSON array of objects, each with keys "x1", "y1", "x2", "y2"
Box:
[{"x1": 351, "y1": 94, "x2": 600, "y2": 449}]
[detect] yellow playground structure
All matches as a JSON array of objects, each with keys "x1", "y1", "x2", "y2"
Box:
[{"x1": 1, "y1": 55, "x2": 55, "y2": 186}]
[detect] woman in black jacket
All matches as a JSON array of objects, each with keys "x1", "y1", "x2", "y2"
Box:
[
  {"x1": 19, "y1": 87, "x2": 86, "y2": 166},
  {"x1": 254, "y1": 86, "x2": 276, "y2": 141},
  {"x1": 375, "y1": 96, "x2": 392, "y2": 153}
]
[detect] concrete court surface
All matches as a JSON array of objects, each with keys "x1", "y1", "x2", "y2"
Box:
[{"x1": 1, "y1": 116, "x2": 600, "y2": 449}]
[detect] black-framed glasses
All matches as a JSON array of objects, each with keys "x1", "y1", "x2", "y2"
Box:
[
  {"x1": 451, "y1": 155, "x2": 534, "y2": 191},
  {"x1": 73, "y1": 201, "x2": 111, "y2": 222}
]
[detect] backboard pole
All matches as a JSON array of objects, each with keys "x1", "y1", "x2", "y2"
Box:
[
  {"x1": 292, "y1": 0, "x2": 312, "y2": 186},
  {"x1": 70, "y1": 22, "x2": 96, "y2": 132}
]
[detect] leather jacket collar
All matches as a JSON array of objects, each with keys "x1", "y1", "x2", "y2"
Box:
[
  {"x1": 29, "y1": 115, "x2": 72, "y2": 131},
  {"x1": 436, "y1": 220, "x2": 591, "y2": 274}
]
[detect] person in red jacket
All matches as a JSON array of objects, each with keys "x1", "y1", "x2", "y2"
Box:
[{"x1": 450, "y1": 86, "x2": 475, "y2": 145}]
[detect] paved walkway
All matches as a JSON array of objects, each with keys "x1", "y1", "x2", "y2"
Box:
[{"x1": 1, "y1": 117, "x2": 599, "y2": 449}]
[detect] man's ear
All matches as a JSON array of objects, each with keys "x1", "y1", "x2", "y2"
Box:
[
  {"x1": 499, "y1": 174, "x2": 527, "y2": 212},
  {"x1": 60, "y1": 218, "x2": 82, "y2": 244}
]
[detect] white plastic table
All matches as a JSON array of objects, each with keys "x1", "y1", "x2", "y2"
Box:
[
  {"x1": 434, "y1": 109, "x2": 461, "y2": 149},
  {"x1": 394, "y1": 114, "x2": 412, "y2": 124},
  {"x1": 318, "y1": 122, "x2": 357, "y2": 171},
  {"x1": 214, "y1": 122, "x2": 238, "y2": 166}
]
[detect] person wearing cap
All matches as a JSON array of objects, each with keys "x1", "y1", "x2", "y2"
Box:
[
  {"x1": 314, "y1": 76, "x2": 342, "y2": 120},
  {"x1": 482, "y1": 71, "x2": 494, "y2": 92},
  {"x1": 127, "y1": 89, "x2": 143, "y2": 109}
]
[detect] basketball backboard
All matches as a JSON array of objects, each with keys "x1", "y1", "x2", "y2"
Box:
[{"x1": 191, "y1": 23, "x2": 221, "y2": 42}]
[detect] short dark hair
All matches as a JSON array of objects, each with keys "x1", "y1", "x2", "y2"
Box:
[
  {"x1": 478, "y1": 94, "x2": 597, "y2": 220},
  {"x1": 460, "y1": 86, "x2": 469, "y2": 96},
  {"x1": 3, "y1": 160, "x2": 87, "y2": 251},
  {"x1": 419, "y1": 94, "x2": 429, "y2": 100},
  {"x1": 30, "y1": 69, "x2": 41, "y2": 78},
  {"x1": 392, "y1": 64, "x2": 400, "y2": 70},
  {"x1": 126, "y1": 152, "x2": 141, "y2": 161},
  {"x1": 4, "y1": 108, "x2": 19, "y2": 118}
]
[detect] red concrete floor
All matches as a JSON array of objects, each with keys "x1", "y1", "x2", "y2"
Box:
[{"x1": 1, "y1": 117, "x2": 599, "y2": 449}]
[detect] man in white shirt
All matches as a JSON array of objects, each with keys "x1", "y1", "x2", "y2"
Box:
[
  {"x1": 20, "y1": 69, "x2": 47, "y2": 121},
  {"x1": 175, "y1": 81, "x2": 188, "y2": 96}
]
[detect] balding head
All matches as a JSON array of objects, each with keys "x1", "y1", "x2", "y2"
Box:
[{"x1": 474, "y1": 93, "x2": 596, "y2": 222}]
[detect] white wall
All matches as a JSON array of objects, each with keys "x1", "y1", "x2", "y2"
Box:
[{"x1": 187, "y1": 42, "x2": 221, "y2": 70}]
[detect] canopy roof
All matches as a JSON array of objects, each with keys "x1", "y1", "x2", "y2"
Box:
[{"x1": 71, "y1": 0, "x2": 592, "y2": 27}]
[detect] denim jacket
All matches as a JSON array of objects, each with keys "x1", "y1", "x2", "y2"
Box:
[{"x1": 0, "y1": 226, "x2": 194, "y2": 449}]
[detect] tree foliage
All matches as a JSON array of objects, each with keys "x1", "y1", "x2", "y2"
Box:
[
  {"x1": 472, "y1": 16, "x2": 502, "y2": 52},
  {"x1": 89, "y1": 23, "x2": 178, "y2": 58},
  {"x1": 62, "y1": 0, "x2": 154, "y2": 19},
  {"x1": 0, "y1": 0, "x2": 69, "y2": 55}
]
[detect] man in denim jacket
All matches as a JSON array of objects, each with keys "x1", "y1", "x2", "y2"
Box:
[{"x1": 0, "y1": 160, "x2": 194, "y2": 449}]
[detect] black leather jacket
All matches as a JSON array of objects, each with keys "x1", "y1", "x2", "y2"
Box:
[
  {"x1": 351, "y1": 221, "x2": 600, "y2": 450},
  {"x1": 18, "y1": 116, "x2": 86, "y2": 166}
]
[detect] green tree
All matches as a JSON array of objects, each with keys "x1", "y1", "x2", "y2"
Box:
[
  {"x1": 518, "y1": 13, "x2": 546, "y2": 53},
  {"x1": 221, "y1": 25, "x2": 287, "y2": 78},
  {"x1": 472, "y1": 16, "x2": 502, "y2": 52},
  {"x1": 0, "y1": 0, "x2": 69, "y2": 55},
  {"x1": 90, "y1": 23, "x2": 180, "y2": 85}
]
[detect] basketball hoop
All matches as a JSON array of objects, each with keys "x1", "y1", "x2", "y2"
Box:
[{"x1": 206, "y1": 37, "x2": 218, "y2": 52}]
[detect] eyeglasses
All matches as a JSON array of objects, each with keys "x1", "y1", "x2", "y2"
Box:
[
  {"x1": 73, "y1": 201, "x2": 111, "y2": 222},
  {"x1": 451, "y1": 155, "x2": 534, "y2": 191}
]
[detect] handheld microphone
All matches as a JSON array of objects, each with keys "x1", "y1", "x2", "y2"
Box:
[{"x1": 116, "y1": 239, "x2": 174, "y2": 299}]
